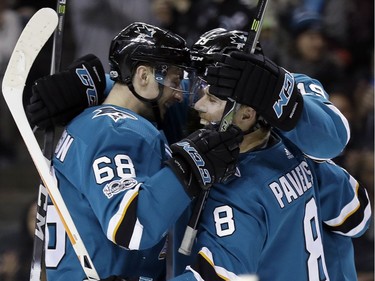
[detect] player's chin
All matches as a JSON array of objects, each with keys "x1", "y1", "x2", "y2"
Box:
[{"x1": 199, "y1": 119, "x2": 210, "y2": 126}]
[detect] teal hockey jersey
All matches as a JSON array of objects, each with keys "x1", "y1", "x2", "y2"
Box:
[
  {"x1": 45, "y1": 105, "x2": 191, "y2": 281},
  {"x1": 170, "y1": 134, "x2": 371, "y2": 281}
]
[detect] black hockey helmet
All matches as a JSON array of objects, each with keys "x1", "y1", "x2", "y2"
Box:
[
  {"x1": 189, "y1": 28, "x2": 249, "y2": 105},
  {"x1": 109, "y1": 22, "x2": 191, "y2": 84},
  {"x1": 190, "y1": 28, "x2": 248, "y2": 76},
  {"x1": 189, "y1": 28, "x2": 270, "y2": 131}
]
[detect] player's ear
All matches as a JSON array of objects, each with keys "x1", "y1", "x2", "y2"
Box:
[
  {"x1": 134, "y1": 65, "x2": 151, "y2": 86},
  {"x1": 235, "y1": 105, "x2": 257, "y2": 131},
  {"x1": 132, "y1": 65, "x2": 160, "y2": 100}
]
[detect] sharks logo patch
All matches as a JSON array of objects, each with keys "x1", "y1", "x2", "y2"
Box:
[{"x1": 93, "y1": 106, "x2": 138, "y2": 122}]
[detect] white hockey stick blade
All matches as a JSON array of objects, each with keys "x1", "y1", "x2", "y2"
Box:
[{"x1": 2, "y1": 8, "x2": 99, "y2": 281}]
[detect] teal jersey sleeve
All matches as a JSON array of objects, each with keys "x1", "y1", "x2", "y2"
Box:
[
  {"x1": 278, "y1": 73, "x2": 350, "y2": 160},
  {"x1": 315, "y1": 160, "x2": 372, "y2": 281},
  {"x1": 314, "y1": 160, "x2": 372, "y2": 238}
]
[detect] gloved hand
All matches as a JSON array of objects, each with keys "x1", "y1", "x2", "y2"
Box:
[
  {"x1": 166, "y1": 124, "x2": 243, "y2": 197},
  {"x1": 206, "y1": 51, "x2": 304, "y2": 131},
  {"x1": 26, "y1": 54, "x2": 106, "y2": 130}
]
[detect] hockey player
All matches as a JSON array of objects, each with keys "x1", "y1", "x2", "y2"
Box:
[
  {"x1": 167, "y1": 29, "x2": 371, "y2": 281},
  {"x1": 164, "y1": 30, "x2": 371, "y2": 280},
  {"x1": 169, "y1": 88, "x2": 371, "y2": 279},
  {"x1": 40, "y1": 22, "x2": 243, "y2": 281}
]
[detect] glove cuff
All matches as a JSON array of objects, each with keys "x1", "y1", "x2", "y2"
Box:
[
  {"x1": 264, "y1": 70, "x2": 304, "y2": 131},
  {"x1": 165, "y1": 156, "x2": 200, "y2": 198},
  {"x1": 71, "y1": 54, "x2": 106, "y2": 106}
]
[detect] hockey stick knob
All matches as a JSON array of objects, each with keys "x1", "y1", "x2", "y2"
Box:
[{"x1": 178, "y1": 226, "x2": 197, "y2": 255}]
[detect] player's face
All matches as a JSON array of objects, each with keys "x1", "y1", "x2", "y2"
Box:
[
  {"x1": 193, "y1": 86, "x2": 226, "y2": 125},
  {"x1": 155, "y1": 66, "x2": 186, "y2": 118}
]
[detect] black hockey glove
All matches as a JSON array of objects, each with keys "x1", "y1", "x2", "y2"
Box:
[
  {"x1": 26, "y1": 54, "x2": 106, "y2": 130},
  {"x1": 166, "y1": 124, "x2": 243, "y2": 198},
  {"x1": 206, "y1": 51, "x2": 304, "y2": 131}
]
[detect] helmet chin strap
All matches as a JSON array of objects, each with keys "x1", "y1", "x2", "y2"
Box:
[
  {"x1": 242, "y1": 115, "x2": 270, "y2": 135},
  {"x1": 126, "y1": 80, "x2": 164, "y2": 129},
  {"x1": 240, "y1": 118, "x2": 272, "y2": 153},
  {"x1": 150, "y1": 83, "x2": 164, "y2": 130}
]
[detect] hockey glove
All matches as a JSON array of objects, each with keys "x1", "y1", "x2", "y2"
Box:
[
  {"x1": 206, "y1": 51, "x2": 304, "y2": 131},
  {"x1": 166, "y1": 124, "x2": 243, "y2": 197},
  {"x1": 26, "y1": 54, "x2": 106, "y2": 129}
]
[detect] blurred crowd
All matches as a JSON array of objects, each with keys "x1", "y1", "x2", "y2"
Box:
[{"x1": 0, "y1": 0, "x2": 373, "y2": 280}]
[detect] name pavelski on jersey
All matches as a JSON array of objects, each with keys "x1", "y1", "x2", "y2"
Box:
[{"x1": 268, "y1": 160, "x2": 314, "y2": 208}]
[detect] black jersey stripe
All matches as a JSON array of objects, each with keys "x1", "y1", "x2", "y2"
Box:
[
  {"x1": 326, "y1": 184, "x2": 370, "y2": 234},
  {"x1": 191, "y1": 252, "x2": 228, "y2": 281},
  {"x1": 114, "y1": 192, "x2": 139, "y2": 248}
]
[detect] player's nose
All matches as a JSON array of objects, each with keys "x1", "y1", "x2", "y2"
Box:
[{"x1": 174, "y1": 90, "x2": 183, "y2": 103}]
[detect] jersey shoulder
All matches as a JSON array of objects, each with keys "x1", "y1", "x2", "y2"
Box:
[
  {"x1": 293, "y1": 73, "x2": 329, "y2": 99},
  {"x1": 69, "y1": 105, "x2": 162, "y2": 145}
]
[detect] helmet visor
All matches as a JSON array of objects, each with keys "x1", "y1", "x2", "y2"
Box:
[
  {"x1": 187, "y1": 75, "x2": 209, "y2": 106},
  {"x1": 154, "y1": 64, "x2": 193, "y2": 93}
]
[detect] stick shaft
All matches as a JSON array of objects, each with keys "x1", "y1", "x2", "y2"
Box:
[
  {"x1": 244, "y1": 0, "x2": 269, "y2": 53},
  {"x1": 178, "y1": 190, "x2": 209, "y2": 255},
  {"x1": 30, "y1": 1, "x2": 67, "y2": 280},
  {"x1": 50, "y1": 0, "x2": 66, "y2": 75},
  {"x1": 2, "y1": 10, "x2": 99, "y2": 278}
]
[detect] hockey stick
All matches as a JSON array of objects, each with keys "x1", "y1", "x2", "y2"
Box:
[
  {"x1": 29, "y1": 1, "x2": 67, "y2": 280},
  {"x1": 178, "y1": 0, "x2": 269, "y2": 255},
  {"x1": 219, "y1": 0, "x2": 268, "y2": 132},
  {"x1": 1, "y1": 8, "x2": 99, "y2": 280},
  {"x1": 50, "y1": 0, "x2": 66, "y2": 75},
  {"x1": 178, "y1": 190, "x2": 209, "y2": 255}
]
